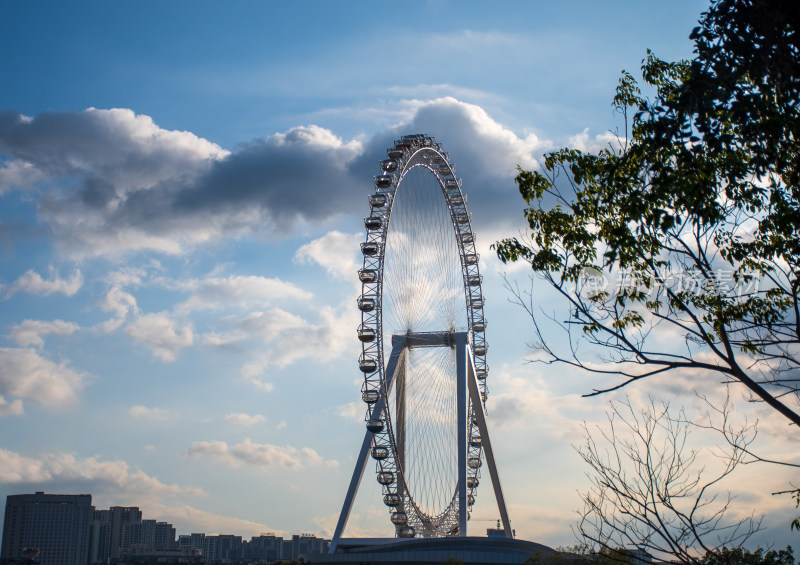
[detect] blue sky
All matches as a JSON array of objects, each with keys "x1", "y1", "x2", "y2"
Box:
[{"x1": 0, "y1": 0, "x2": 796, "y2": 552}]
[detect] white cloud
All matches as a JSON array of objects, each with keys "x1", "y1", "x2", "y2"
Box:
[
  {"x1": 199, "y1": 332, "x2": 243, "y2": 349},
  {"x1": 237, "y1": 309, "x2": 308, "y2": 346},
  {"x1": 105, "y1": 266, "x2": 148, "y2": 288},
  {"x1": 0, "y1": 448, "x2": 256, "y2": 537},
  {"x1": 238, "y1": 304, "x2": 359, "y2": 377},
  {"x1": 0, "y1": 448, "x2": 282, "y2": 538},
  {"x1": 0, "y1": 100, "x2": 551, "y2": 258},
  {"x1": 126, "y1": 312, "x2": 193, "y2": 362},
  {"x1": 337, "y1": 401, "x2": 362, "y2": 423},
  {"x1": 350, "y1": 96, "x2": 552, "y2": 232},
  {"x1": 0, "y1": 347, "x2": 87, "y2": 406},
  {"x1": 150, "y1": 503, "x2": 281, "y2": 538},
  {"x1": 9, "y1": 319, "x2": 80, "y2": 348},
  {"x1": 0, "y1": 107, "x2": 228, "y2": 195},
  {"x1": 0, "y1": 109, "x2": 366, "y2": 257},
  {"x1": 568, "y1": 127, "x2": 624, "y2": 153},
  {"x1": 185, "y1": 438, "x2": 333, "y2": 470},
  {"x1": 100, "y1": 286, "x2": 139, "y2": 332},
  {"x1": 271, "y1": 124, "x2": 362, "y2": 159},
  {"x1": 485, "y1": 363, "x2": 596, "y2": 442},
  {"x1": 0, "y1": 159, "x2": 45, "y2": 194},
  {"x1": 243, "y1": 377, "x2": 275, "y2": 393},
  {"x1": 129, "y1": 405, "x2": 171, "y2": 421},
  {"x1": 172, "y1": 274, "x2": 312, "y2": 313},
  {"x1": 0, "y1": 395, "x2": 24, "y2": 417},
  {"x1": 5, "y1": 268, "x2": 83, "y2": 298},
  {"x1": 96, "y1": 267, "x2": 149, "y2": 332},
  {"x1": 0, "y1": 447, "x2": 202, "y2": 497},
  {"x1": 0, "y1": 107, "x2": 228, "y2": 256},
  {"x1": 224, "y1": 412, "x2": 266, "y2": 426},
  {"x1": 399, "y1": 96, "x2": 546, "y2": 174},
  {"x1": 311, "y1": 508, "x2": 390, "y2": 539},
  {"x1": 294, "y1": 231, "x2": 362, "y2": 281}
]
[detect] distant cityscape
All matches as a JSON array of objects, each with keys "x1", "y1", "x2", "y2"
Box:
[{"x1": 0, "y1": 492, "x2": 330, "y2": 565}]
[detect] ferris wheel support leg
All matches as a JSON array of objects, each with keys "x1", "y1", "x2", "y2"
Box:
[
  {"x1": 330, "y1": 342, "x2": 405, "y2": 553},
  {"x1": 330, "y1": 422, "x2": 372, "y2": 554},
  {"x1": 465, "y1": 347, "x2": 514, "y2": 539},
  {"x1": 396, "y1": 358, "x2": 407, "y2": 514},
  {"x1": 456, "y1": 334, "x2": 469, "y2": 537}
]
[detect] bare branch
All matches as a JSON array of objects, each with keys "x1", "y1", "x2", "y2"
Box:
[{"x1": 576, "y1": 397, "x2": 762, "y2": 564}]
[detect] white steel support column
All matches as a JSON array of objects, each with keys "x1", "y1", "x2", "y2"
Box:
[
  {"x1": 396, "y1": 353, "x2": 406, "y2": 513},
  {"x1": 330, "y1": 342, "x2": 405, "y2": 553},
  {"x1": 455, "y1": 334, "x2": 469, "y2": 537},
  {"x1": 464, "y1": 343, "x2": 513, "y2": 538},
  {"x1": 332, "y1": 331, "x2": 512, "y2": 550}
]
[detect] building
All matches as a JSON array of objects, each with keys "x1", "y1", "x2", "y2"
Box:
[
  {"x1": 178, "y1": 533, "x2": 194, "y2": 551},
  {"x1": 1, "y1": 492, "x2": 93, "y2": 565},
  {"x1": 88, "y1": 509, "x2": 112, "y2": 564},
  {"x1": 88, "y1": 507, "x2": 176, "y2": 562},
  {"x1": 109, "y1": 506, "x2": 142, "y2": 558},
  {"x1": 246, "y1": 533, "x2": 283, "y2": 562},
  {"x1": 124, "y1": 519, "x2": 155, "y2": 551},
  {"x1": 318, "y1": 537, "x2": 557, "y2": 565},
  {"x1": 203, "y1": 534, "x2": 243, "y2": 561},
  {"x1": 154, "y1": 521, "x2": 177, "y2": 550},
  {"x1": 293, "y1": 533, "x2": 329, "y2": 560},
  {"x1": 2, "y1": 493, "x2": 328, "y2": 565},
  {"x1": 178, "y1": 532, "x2": 206, "y2": 556}
]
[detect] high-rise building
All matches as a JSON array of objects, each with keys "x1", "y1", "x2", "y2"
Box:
[
  {"x1": 178, "y1": 532, "x2": 206, "y2": 557},
  {"x1": 203, "y1": 534, "x2": 242, "y2": 561},
  {"x1": 293, "y1": 533, "x2": 329, "y2": 560},
  {"x1": 88, "y1": 507, "x2": 175, "y2": 561},
  {"x1": 124, "y1": 518, "x2": 156, "y2": 549},
  {"x1": 189, "y1": 532, "x2": 205, "y2": 553},
  {"x1": 89, "y1": 509, "x2": 112, "y2": 564},
  {"x1": 108, "y1": 506, "x2": 141, "y2": 558},
  {"x1": 154, "y1": 522, "x2": 176, "y2": 550},
  {"x1": 203, "y1": 535, "x2": 217, "y2": 561},
  {"x1": 0, "y1": 492, "x2": 93, "y2": 565},
  {"x1": 246, "y1": 533, "x2": 283, "y2": 561}
]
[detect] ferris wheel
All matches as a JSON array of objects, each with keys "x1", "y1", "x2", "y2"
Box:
[{"x1": 332, "y1": 134, "x2": 511, "y2": 546}]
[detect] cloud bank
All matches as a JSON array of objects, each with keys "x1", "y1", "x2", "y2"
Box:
[
  {"x1": 9, "y1": 319, "x2": 80, "y2": 348},
  {"x1": 0, "y1": 448, "x2": 200, "y2": 496},
  {"x1": 0, "y1": 347, "x2": 87, "y2": 408},
  {"x1": 186, "y1": 439, "x2": 335, "y2": 470},
  {"x1": 5, "y1": 268, "x2": 83, "y2": 298},
  {"x1": 0, "y1": 447, "x2": 282, "y2": 537},
  {"x1": 224, "y1": 412, "x2": 266, "y2": 426},
  {"x1": 0, "y1": 98, "x2": 547, "y2": 259}
]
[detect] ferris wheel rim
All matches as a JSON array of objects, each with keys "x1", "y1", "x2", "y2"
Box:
[{"x1": 358, "y1": 134, "x2": 488, "y2": 538}]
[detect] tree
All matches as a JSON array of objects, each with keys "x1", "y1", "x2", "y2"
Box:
[
  {"x1": 577, "y1": 398, "x2": 762, "y2": 564},
  {"x1": 793, "y1": 490, "x2": 800, "y2": 532},
  {"x1": 700, "y1": 546, "x2": 795, "y2": 565},
  {"x1": 494, "y1": 0, "x2": 800, "y2": 426}
]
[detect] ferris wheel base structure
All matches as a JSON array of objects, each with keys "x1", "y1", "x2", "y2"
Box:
[
  {"x1": 314, "y1": 537, "x2": 557, "y2": 565},
  {"x1": 331, "y1": 332, "x2": 513, "y2": 551}
]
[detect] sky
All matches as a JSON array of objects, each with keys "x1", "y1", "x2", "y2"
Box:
[{"x1": 0, "y1": 0, "x2": 797, "y2": 554}]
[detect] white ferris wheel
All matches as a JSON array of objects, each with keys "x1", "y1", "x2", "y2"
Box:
[{"x1": 332, "y1": 134, "x2": 511, "y2": 548}]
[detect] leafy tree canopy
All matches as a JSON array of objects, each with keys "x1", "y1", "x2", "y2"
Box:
[
  {"x1": 495, "y1": 0, "x2": 800, "y2": 425},
  {"x1": 700, "y1": 546, "x2": 795, "y2": 565}
]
